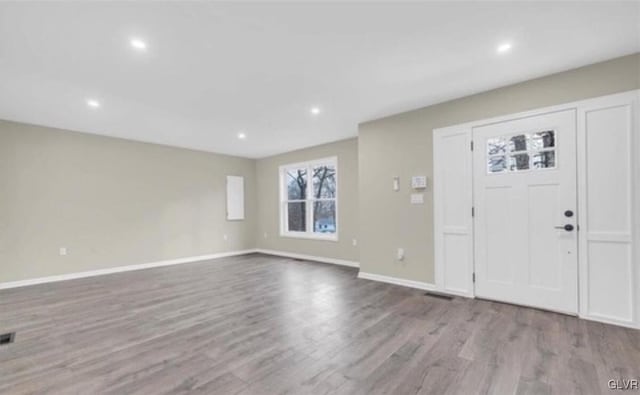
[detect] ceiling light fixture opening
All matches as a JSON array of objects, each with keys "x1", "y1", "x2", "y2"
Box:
[
  {"x1": 86, "y1": 99, "x2": 101, "y2": 108},
  {"x1": 237, "y1": 132, "x2": 247, "y2": 140},
  {"x1": 497, "y1": 42, "x2": 512, "y2": 53},
  {"x1": 310, "y1": 106, "x2": 321, "y2": 115},
  {"x1": 130, "y1": 38, "x2": 147, "y2": 51}
]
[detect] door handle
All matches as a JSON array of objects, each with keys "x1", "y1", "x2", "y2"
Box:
[{"x1": 555, "y1": 224, "x2": 574, "y2": 232}]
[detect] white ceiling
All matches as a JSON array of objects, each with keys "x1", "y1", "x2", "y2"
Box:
[{"x1": 0, "y1": 2, "x2": 638, "y2": 158}]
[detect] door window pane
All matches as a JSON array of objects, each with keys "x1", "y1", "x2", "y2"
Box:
[
  {"x1": 487, "y1": 137, "x2": 507, "y2": 156},
  {"x1": 312, "y1": 165, "x2": 336, "y2": 199},
  {"x1": 287, "y1": 202, "x2": 306, "y2": 232},
  {"x1": 533, "y1": 151, "x2": 556, "y2": 169},
  {"x1": 509, "y1": 153, "x2": 530, "y2": 171},
  {"x1": 488, "y1": 156, "x2": 507, "y2": 173},
  {"x1": 487, "y1": 130, "x2": 556, "y2": 174},
  {"x1": 531, "y1": 131, "x2": 555, "y2": 150},
  {"x1": 509, "y1": 134, "x2": 528, "y2": 153},
  {"x1": 286, "y1": 168, "x2": 307, "y2": 200},
  {"x1": 313, "y1": 201, "x2": 336, "y2": 234}
]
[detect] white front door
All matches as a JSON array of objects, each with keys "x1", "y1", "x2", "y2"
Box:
[{"x1": 473, "y1": 110, "x2": 578, "y2": 314}]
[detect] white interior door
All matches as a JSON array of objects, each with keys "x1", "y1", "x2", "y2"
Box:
[{"x1": 473, "y1": 110, "x2": 578, "y2": 314}]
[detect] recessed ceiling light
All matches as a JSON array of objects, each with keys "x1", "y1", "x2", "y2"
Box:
[
  {"x1": 237, "y1": 132, "x2": 247, "y2": 140},
  {"x1": 310, "y1": 107, "x2": 321, "y2": 115},
  {"x1": 497, "y1": 42, "x2": 512, "y2": 53},
  {"x1": 130, "y1": 38, "x2": 147, "y2": 51},
  {"x1": 86, "y1": 99, "x2": 100, "y2": 108}
]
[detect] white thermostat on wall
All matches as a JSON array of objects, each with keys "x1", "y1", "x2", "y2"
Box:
[{"x1": 411, "y1": 175, "x2": 427, "y2": 189}]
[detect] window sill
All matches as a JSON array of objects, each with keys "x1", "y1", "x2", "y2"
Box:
[{"x1": 280, "y1": 232, "x2": 338, "y2": 242}]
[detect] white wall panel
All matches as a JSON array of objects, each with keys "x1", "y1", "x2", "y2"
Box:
[
  {"x1": 578, "y1": 93, "x2": 638, "y2": 327},
  {"x1": 433, "y1": 128, "x2": 473, "y2": 297},
  {"x1": 226, "y1": 175, "x2": 245, "y2": 220},
  {"x1": 587, "y1": 241, "x2": 633, "y2": 321}
]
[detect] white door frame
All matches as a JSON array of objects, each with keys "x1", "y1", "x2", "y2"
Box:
[{"x1": 433, "y1": 89, "x2": 640, "y2": 328}]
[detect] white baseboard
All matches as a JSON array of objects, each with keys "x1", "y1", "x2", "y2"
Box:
[
  {"x1": 579, "y1": 313, "x2": 639, "y2": 330},
  {"x1": 357, "y1": 271, "x2": 437, "y2": 291},
  {"x1": 255, "y1": 249, "x2": 359, "y2": 268},
  {"x1": 0, "y1": 249, "x2": 258, "y2": 290}
]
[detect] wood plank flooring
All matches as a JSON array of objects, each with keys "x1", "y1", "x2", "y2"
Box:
[{"x1": 1, "y1": 253, "x2": 639, "y2": 394}]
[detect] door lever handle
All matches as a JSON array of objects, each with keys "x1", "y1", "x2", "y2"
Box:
[{"x1": 555, "y1": 224, "x2": 574, "y2": 231}]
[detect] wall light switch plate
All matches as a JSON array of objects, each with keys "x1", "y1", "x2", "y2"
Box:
[
  {"x1": 393, "y1": 176, "x2": 400, "y2": 191},
  {"x1": 410, "y1": 193, "x2": 424, "y2": 204},
  {"x1": 59, "y1": 247, "x2": 67, "y2": 256}
]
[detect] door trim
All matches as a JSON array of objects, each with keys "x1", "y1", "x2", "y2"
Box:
[{"x1": 433, "y1": 89, "x2": 640, "y2": 328}]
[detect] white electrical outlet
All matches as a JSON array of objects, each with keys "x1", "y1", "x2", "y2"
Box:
[
  {"x1": 397, "y1": 248, "x2": 404, "y2": 261},
  {"x1": 223, "y1": 234, "x2": 228, "y2": 241},
  {"x1": 264, "y1": 232, "x2": 268, "y2": 239},
  {"x1": 352, "y1": 239, "x2": 358, "y2": 246},
  {"x1": 59, "y1": 247, "x2": 67, "y2": 256}
]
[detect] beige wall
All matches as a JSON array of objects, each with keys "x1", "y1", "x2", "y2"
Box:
[
  {"x1": 358, "y1": 53, "x2": 640, "y2": 284},
  {"x1": 256, "y1": 138, "x2": 359, "y2": 262},
  {"x1": 2, "y1": 54, "x2": 638, "y2": 285},
  {"x1": 0, "y1": 120, "x2": 257, "y2": 283}
]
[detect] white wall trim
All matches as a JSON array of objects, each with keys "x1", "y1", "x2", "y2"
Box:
[
  {"x1": 0, "y1": 249, "x2": 258, "y2": 290},
  {"x1": 255, "y1": 249, "x2": 359, "y2": 268},
  {"x1": 357, "y1": 271, "x2": 437, "y2": 291}
]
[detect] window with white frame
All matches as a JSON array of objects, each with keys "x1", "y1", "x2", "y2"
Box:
[
  {"x1": 487, "y1": 130, "x2": 556, "y2": 174},
  {"x1": 280, "y1": 157, "x2": 337, "y2": 240}
]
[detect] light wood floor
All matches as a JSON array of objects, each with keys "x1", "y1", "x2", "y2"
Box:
[{"x1": 1, "y1": 254, "x2": 639, "y2": 394}]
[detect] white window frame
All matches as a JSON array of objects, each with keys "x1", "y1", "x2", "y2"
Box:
[{"x1": 279, "y1": 156, "x2": 338, "y2": 241}]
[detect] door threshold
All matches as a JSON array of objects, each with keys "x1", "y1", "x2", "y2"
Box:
[{"x1": 475, "y1": 297, "x2": 578, "y2": 317}]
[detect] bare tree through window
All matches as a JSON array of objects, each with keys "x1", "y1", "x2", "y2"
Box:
[
  {"x1": 487, "y1": 131, "x2": 556, "y2": 174},
  {"x1": 282, "y1": 159, "x2": 337, "y2": 237},
  {"x1": 312, "y1": 165, "x2": 336, "y2": 233},
  {"x1": 286, "y1": 169, "x2": 307, "y2": 231}
]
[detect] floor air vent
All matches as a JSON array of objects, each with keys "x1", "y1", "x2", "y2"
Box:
[
  {"x1": 424, "y1": 292, "x2": 454, "y2": 301},
  {"x1": 0, "y1": 332, "x2": 15, "y2": 346}
]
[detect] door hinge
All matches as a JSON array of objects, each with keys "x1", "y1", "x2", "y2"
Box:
[
  {"x1": 471, "y1": 207, "x2": 475, "y2": 217},
  {"x1": 472, "y1": 273, "x2": 476, "y2": 283},
  {"x1": 470, "y1": 141, "x2": 474, "y2": 151}
]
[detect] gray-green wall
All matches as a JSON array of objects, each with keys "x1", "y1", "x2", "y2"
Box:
[
  {"x1": 358, "y1": 53, "x2": 640, "y2": 284},
  {"x1": 0, "y1": 120, "x2": 257, "y2": 282}
]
